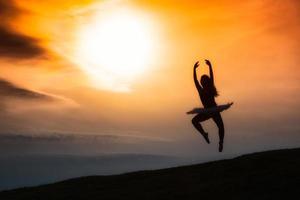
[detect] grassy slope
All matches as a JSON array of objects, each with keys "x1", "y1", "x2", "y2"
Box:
[{"x1": 1, "y1": 148, "x2": 300, "y2": 200}]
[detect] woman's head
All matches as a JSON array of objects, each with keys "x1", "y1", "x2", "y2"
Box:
[
  {"x1": 200, "y1": 75, "x2": 211, "y2": 88},
  {"x1": 200, "y1": 75, "x2": 219, "y2": 97}
]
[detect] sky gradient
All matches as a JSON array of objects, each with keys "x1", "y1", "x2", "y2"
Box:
[{"x1": 0, "y1": 0, "x2": 299, "y2": 159}]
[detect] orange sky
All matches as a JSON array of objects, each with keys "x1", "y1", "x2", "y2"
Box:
[{"x1": 0, "y1": 0, "x2": 299, "y2": 155}]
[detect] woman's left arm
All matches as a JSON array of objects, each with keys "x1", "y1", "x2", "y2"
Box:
[{"x1": 205, "y1": 59, "x2": 214, "y2": 85}]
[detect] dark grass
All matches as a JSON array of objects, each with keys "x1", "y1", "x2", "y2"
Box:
[{"x1": 1, "y1": 148, "x2": 300, "y2": 200}]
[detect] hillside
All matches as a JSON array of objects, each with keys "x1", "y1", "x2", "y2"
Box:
[{"x1": 1, "y1": 148, "x2": 300, "y2": 200}]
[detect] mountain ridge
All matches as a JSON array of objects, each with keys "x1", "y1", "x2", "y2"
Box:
[{"x1": 1, "y1": 148, "x2": 299, "y2": 200}]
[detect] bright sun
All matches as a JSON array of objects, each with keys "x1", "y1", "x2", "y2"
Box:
[{"x1": 75, "y1": 8, "x2": 156, "y2": 92}]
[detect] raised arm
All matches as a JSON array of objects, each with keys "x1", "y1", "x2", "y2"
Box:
[
  {"x1": 205, "y1": 59, "x2": 214, "y2": 85},
  {"x1": 193, "y1": 61, "x2": 202, "y2": 92}
]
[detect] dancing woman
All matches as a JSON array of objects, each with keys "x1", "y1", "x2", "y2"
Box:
[{"x1": 192, "y1": 60, "x2": 225, "y2": 152}]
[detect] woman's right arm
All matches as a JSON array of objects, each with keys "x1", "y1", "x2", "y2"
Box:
[{"x1": 193, "y1": 61, "x2": 202, "y2": 92}]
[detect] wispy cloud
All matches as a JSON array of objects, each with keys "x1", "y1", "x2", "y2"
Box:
[
  {"x1": 0, "y1": 78, "x2": 53, "y2": 101},
  {"x1": 0, "y1": 132, "x2": 171, "y2": 143},
  {"x1": 0, "y1": 132, "x2": 173, "y2": 157}
]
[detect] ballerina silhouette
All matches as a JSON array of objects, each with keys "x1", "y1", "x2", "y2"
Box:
[{"x1": 190, "y1": 60, "x2": 232, "y2": 152}]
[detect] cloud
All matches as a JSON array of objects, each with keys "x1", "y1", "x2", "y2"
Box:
[
  {"x1": 0, "y1": 132, "x2": 171, "y2": 143},
  {"x1": 0, "y1": 132, "x2": 173, "y2": 156},
  {"x1": 0, "y1": 0, "x2": 45, "y2": 59},
  {"x1": 0, "y1": 0, "x2": 20, "y2": 22},
  {"x1": 0, "y1": 27, "x2": 45, "y2": 59},
  {"x1": 0, "y1": 78, "x2": 53, "y2": 101}
]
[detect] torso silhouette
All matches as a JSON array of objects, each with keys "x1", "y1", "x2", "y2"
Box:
[{"x1": 199, "y1": 88, "x2": 217, "y2": 108}]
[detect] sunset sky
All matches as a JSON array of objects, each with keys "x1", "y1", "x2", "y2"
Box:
[{"x1": 0, "y1": 0, "x2": 299, "y2": 157}]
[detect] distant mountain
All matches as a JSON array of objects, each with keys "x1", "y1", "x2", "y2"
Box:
[
  {"x1": 1, "y1": 148, "x2": 299, "y2": 200},
  {"x1": 0, "y1": 154, "x2": 182, "y2": 191}
]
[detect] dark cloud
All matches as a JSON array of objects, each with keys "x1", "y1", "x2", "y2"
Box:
[
  {"x1": 0, "y1": 0, "x2": 20, "y2": 21},
  {"x1": 0, "y1": 78, "x2": 53, "y2": 101},
  {"x1": 0, "y1": 0, "x2": 45, "y2": 59},
  {"x1": 0, "y1": 27, "x2": 45, "y2": 59}
]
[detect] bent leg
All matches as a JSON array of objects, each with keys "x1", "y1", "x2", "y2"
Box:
[
  {"x1": 212, "y1": 113, "x2": 224, "y2": 152},
  {"x1": 192, "y1": 113, "x2": 211, "y2": 143}
]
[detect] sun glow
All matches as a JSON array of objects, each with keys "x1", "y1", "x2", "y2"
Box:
[{"x1": 75, "y1": 8, "x2": 156, "y2": 92}]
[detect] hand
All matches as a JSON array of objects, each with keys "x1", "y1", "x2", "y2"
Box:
[
  {"x1": 205, "y1": 59, "x2": 211, "y2": 66},
  {"x1": 194, "y1": 61, "x2": 199, "y2": 69}
]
